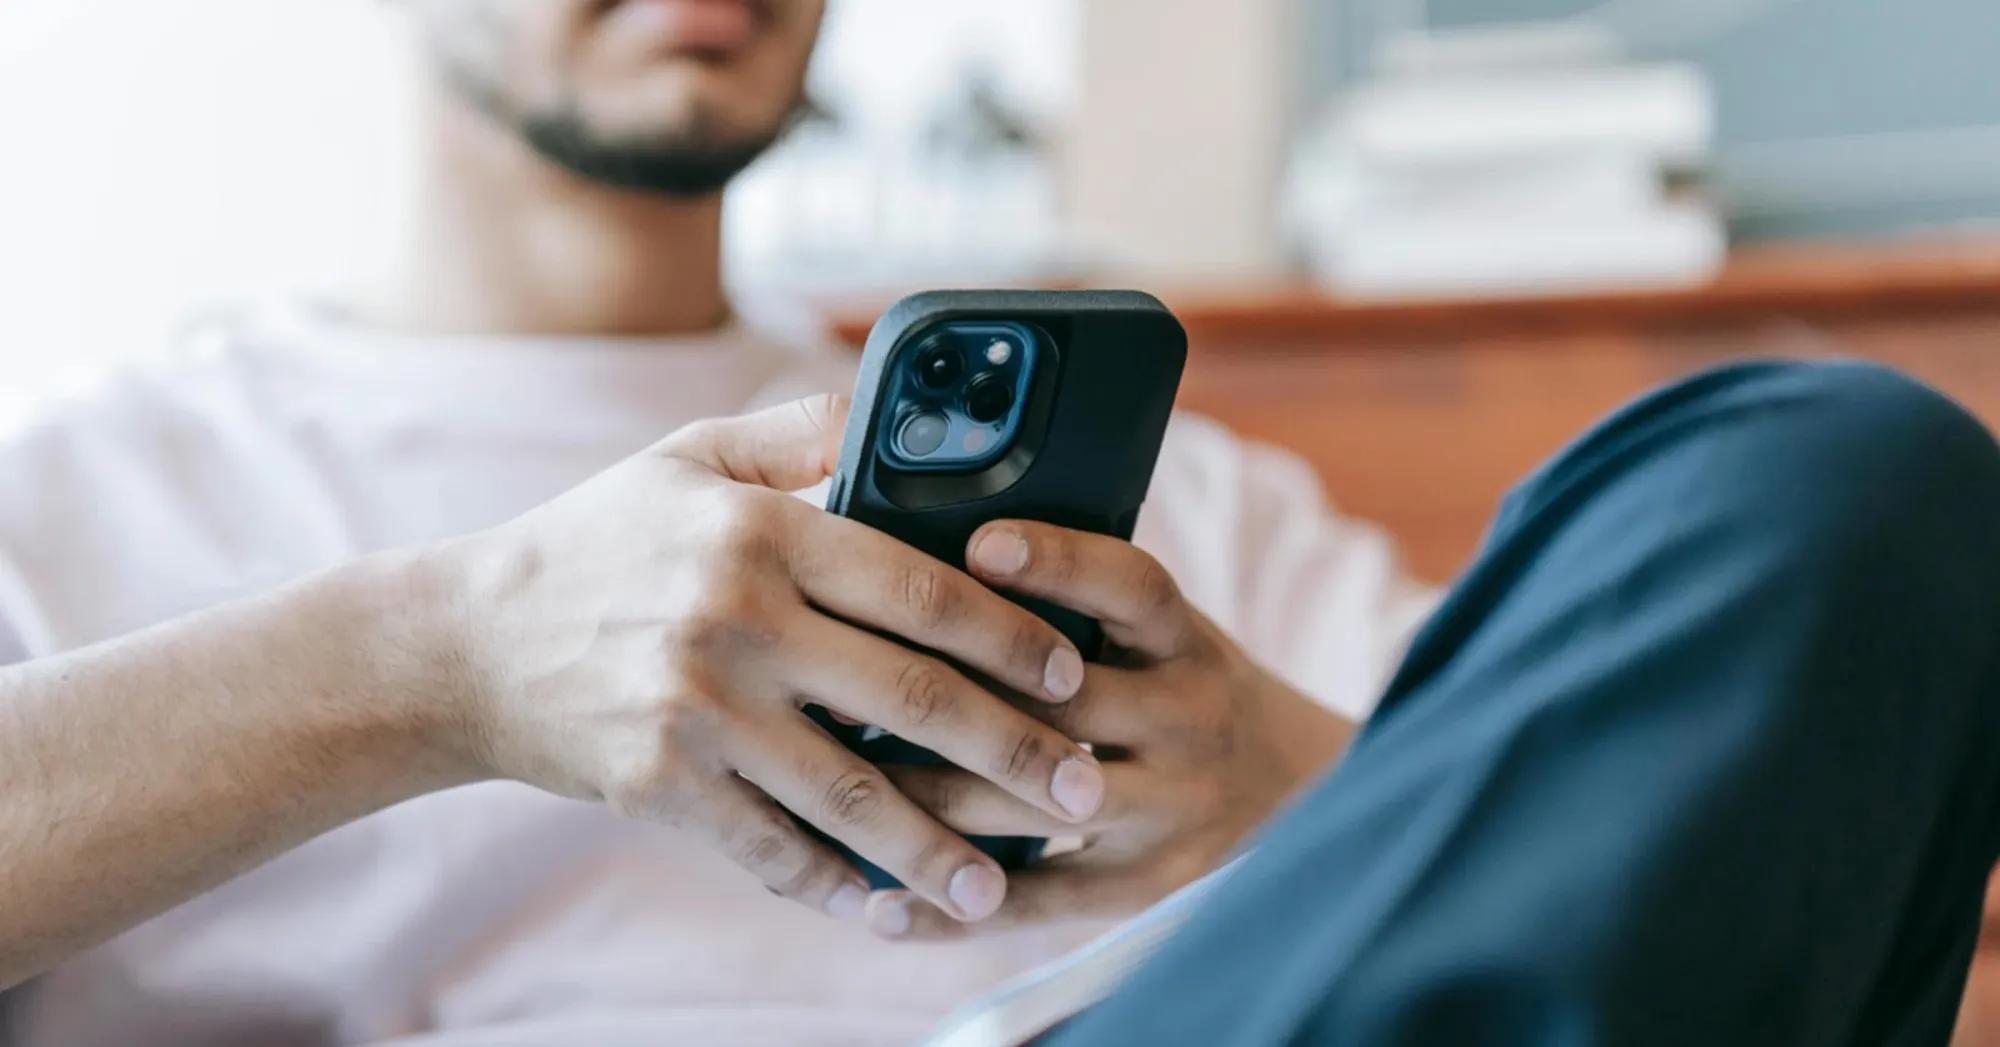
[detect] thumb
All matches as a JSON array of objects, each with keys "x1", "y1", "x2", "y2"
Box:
[{"x1": 663, "y1": 393, "x2": 849, "y2": 491}]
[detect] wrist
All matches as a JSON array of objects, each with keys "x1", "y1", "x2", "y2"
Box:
[{"x1": 306, "y1": 543, "x2": 493, "y2": 789}]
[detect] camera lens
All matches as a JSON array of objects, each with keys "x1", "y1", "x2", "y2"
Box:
[
  {"x1": 897, "y1": 410, "x2": 950, "y2": 458},
  {"x1": 914, "y1": 346, "x2": 963, "y2": 390},
  {"x1": 964, "y1": 373, "x2": 1015, "y2": 424}
]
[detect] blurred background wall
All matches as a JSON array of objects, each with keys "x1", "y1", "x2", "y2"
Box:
[
  {"x1": 0, "y1": 1, "x2": 414, "y2": 411},
  {"x1": 2, "y1": 0, "x2": 1999, "y2": 411}
]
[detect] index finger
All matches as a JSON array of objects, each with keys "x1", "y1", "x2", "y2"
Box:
[
  {"x1": 660, "y1": 394, "x2": 848, "y2": 491},
  {"x1": 787, "y1": 513, "x2": 1085, "y2": 704}
]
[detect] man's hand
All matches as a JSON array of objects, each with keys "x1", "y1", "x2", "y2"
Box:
[
  {"x1": 0, "y1": 397, "x2": 1119, "y2": 987},
  {"x1": 865, "y1": 521, "x2": 1355, "y2": 939},
  {"x1": 440, "y1": 397, "x2": 1106, "y2": 925}
]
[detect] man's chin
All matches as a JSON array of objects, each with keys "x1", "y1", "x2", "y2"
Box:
[{"x1": 518, "y1": 112, "x2": 779, "y2": 197}]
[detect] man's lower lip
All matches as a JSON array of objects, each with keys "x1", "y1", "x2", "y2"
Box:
[{"x1": 601, "y1": 0, "x2": 758, "y2": 53}]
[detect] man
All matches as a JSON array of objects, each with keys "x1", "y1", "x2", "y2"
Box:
[
  {"x1": 0, "y1": 1, "x2": 1432, "y2": 1042},
  {"x1": 13, "y1": 5, "x2": 2000, "y2": 1047}
]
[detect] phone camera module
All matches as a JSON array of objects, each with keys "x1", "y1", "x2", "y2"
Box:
[
  {"x1": 881, "y1": 322, "x2": 1036, "y2": 473},
  {"x1": 964, "y1": 373, "x2": 1015, "y2": 424},
  {"x1": 914, "y1": 346, "x2": 963, "y2": 390},
  {"x1": 897, "y1": 410, "x2": 951, "y2": 458}
]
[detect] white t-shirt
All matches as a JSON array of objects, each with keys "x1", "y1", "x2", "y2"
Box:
[{"x1": 0, "y1": 301, "x2": 1436, "y2": 1046}]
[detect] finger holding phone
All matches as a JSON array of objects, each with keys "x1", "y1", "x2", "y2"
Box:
[
  {"x1": 866, "y1": 522, "x2": 1357, "y2": 939},
  {"x1": 806, "y1": 289, "x2": 1344, "y2": 932},
  {"x1": 451, "y1": 394, "x2": 1106, "y2": 925},
  {"x1": 0, "y1": 390, "x2": 1119, "y2": 987},
  {"x1": 813, "y1": 291, "x2": 1191, "y2": 889}
]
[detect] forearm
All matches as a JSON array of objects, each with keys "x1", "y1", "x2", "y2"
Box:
[{"x1": 0, "y1": 548, "x2": 481, "y2": 988}]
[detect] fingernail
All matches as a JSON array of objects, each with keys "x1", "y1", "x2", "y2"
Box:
[
  {"x1": 971, "y1": 530, "x2": 1029, "y2": 577},
  {"x1": 949, "y1": 864, "x2": 1006, "y2": 920},
  {"x1": 869, "y1": 895, "x2": 912, "y2": 937},
  {"x1": 1050, "y1": 756, "x2": 1104, "y2": 821},
  {"x1": 827, "y1": 881, "x2": 867, "y2": 919},
  {"x1": 1043, "y1": 645, "x2": 1084, "y2": 701}
]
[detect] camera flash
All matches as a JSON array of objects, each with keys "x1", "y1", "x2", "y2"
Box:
[{"x1": 985, "y1": 340, "x2": 1013, "y2": 366}]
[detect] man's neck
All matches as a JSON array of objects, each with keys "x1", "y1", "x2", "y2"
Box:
[{"x1": 365, "y1": 96, "x2": 730, "y2": 338}]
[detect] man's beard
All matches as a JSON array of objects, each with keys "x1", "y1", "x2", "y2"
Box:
[
  {"x1": 419, "y1": 0, "x2": 802, "y2": 197},
  {"x1": 515, "y1": 103, "x2": 785, "y2": 196},
  {"x1": 439, "y1": 50, "x2": 792, "y2": 197}
]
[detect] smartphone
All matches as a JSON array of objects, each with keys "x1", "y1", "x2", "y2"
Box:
[{"x1": 814, "y1": 290, "x2": 1188, "y2": 888}]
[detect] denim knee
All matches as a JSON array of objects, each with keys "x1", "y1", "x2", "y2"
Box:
[
  {"x1": 1698, "y1": 361, "x2": 2000, "y2": 568},
  {"x1": 1496, "y1": 359, "x2": 2000, "y2": 580}
]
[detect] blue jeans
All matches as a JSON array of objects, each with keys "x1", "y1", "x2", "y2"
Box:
[{"x1": 1051, "y1": 361, "x2": 2000, "y2": 1045}]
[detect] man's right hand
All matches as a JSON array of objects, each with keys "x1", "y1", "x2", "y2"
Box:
[{"x1": 433, "y1": 395, "x2": 1106, "y2": 924}]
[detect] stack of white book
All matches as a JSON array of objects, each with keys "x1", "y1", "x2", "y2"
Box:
[{"x1": 1287, "y1": 39, "x2": 1726, "y2": 300}]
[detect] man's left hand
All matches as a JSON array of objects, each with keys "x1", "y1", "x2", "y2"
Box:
[{"x1": 865, "y1": 520, "x2": 1357, "y2": 939}]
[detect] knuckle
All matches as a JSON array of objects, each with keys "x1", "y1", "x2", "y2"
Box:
[
  {"x1": 1042, "y1": 533, "x2": 1080, "y2": 583},
  {"x1": 819, "y1": 768, "x2": 888, "y2": 828},
  {"x1": 798, "y1": 392, "x2": 842, "y2": 432},
  {"x1": 994, "y1": 727, "x2": 1049, "y2": 783},
  {"x1": 658, "y1": 689, "x2": 728, "y2": 747},
  {"x1": 735, "y1": 828, "x2": 791, "y2": 871},
  {"x1": 1130, "y1": 557, "x2": 1181, "y2": 617},
  {"x1": 1048, "y1": 535, "x2": 1080, "y2": 583},
  {"x1": 906, "y1": 834, "x2": 963, "y2": 885},
  {"x1": 603, "y1": 784, "x2": 663, "y2": 823},
  {"x1": 920, "y1": 772, "x2": 968, "y2": 819},
  {"x1": 601, "y1": 747, "x2": 680, "y2": 821},
  {"x1": 621, "y1": 655, "x2": 680, "y2": 707},
  {"x1": 894, "y1": 660, "x2": 959, "y2": 728},
  {"x1": 704, "y1": 579, "x2": 768, "y2": 621},
  {"x1": 770, "y1": 862, "x2": 819, "y2": 899},
  {"x1": 737, "y1": 829, "x2": 814, "y2": 895},
  {"x1": 672, "y1": 607, "x2": 735, "y2": 658},
  {"x1": 1006, "y1": 619, "x2": 1055, "y2": 677},
  {"x1": 707, "y1": 490, "x2": 792, "y2": 561},
  {"x1": 675, "y1": 590, "x2": 781, "y2": 658},
  {"x1": 898, "y1": 563, "x2": 961, "y2": 629},
  {"x1": 658, "y1": 418, "x2": 723, "y2": 460},
  {"x1": 1044, "y1": 688, "x2": 1089, "y2": 730}
]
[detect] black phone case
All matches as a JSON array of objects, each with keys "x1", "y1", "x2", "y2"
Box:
[{"x1": 816, "y1": 290, "x2": 1188, "y2": 888}]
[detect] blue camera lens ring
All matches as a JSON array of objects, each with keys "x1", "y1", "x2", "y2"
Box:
[
  {"x1": 897, "y1": 410, "x2": 950, "y2": 458},
  {"x1": 879, "y1": 320, "x2": 1040, "y2": 472}
]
